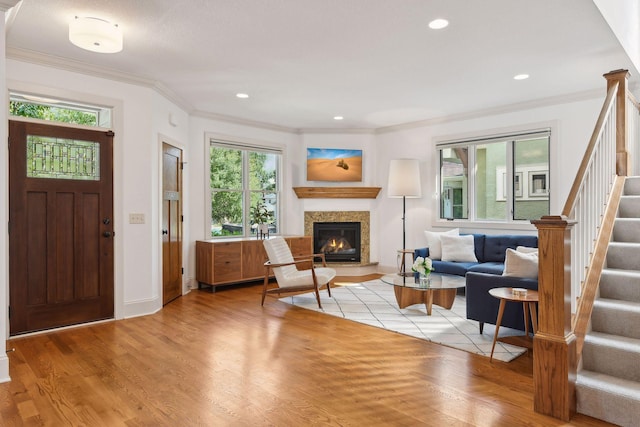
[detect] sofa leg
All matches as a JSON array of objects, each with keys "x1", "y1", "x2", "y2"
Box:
[{"x1": 479, "y1": 322, "x2": 484, "y2": 334}]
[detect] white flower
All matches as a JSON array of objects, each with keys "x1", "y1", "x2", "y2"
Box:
[{"x1": 412, "y1": 256, "x2": 433, "y2": 275}]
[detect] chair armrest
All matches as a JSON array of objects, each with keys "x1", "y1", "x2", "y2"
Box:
[{"x1": 264, "y1": 258, "x2": 315, "y2": 268}]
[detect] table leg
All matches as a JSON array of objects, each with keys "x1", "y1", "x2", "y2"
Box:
[
  {"x1": 424, "y1": 290, "x2": 434, "y2": 315},
  {"x1": 490, "y1": 299, "x2": 507, "y2": 362},
  {"x1": 522, "y1": 302, "x2": 530, "y2": 337},
  {"x1": 528, "y1": 302, "x2": 538, "y2": 333}
]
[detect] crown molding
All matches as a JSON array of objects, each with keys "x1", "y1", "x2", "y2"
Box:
[
  {"x1": 191, "y1": 109, "x2": 296, "y2": 134},
  {"x1": 298, "y1": 127, "x2": 375, "y2": 135},
  {"x1": 375, "y1": 88, "x2": 604, "y2": 134},
  {"x1": 6, "y1": 47, "x2": 193, "y2": 112}
]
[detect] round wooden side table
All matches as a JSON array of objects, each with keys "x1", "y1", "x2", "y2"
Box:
[{"x1": 488, "y1": 287, "x2": 539, "y2": 362}]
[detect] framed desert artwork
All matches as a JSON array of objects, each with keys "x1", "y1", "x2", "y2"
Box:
[{"x1": 306, "y1": 148, "x2": 363, "y2": 182}]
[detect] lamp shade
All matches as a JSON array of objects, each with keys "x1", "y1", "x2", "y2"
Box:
[
  {"x1": 69, "y1": 16, "x2": 123, "y2": 53},
  {"x1": 388, "y1": 159, "x2": 421, "y2": 198}
]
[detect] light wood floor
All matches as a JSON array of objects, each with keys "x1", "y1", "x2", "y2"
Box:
[{"x1": 1, "y1": 276, "x2": 613, "y2": 426}]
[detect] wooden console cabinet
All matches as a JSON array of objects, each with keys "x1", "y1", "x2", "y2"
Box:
[{"x1": 196, "y1": 236, "x2": 312, "y2": 289}]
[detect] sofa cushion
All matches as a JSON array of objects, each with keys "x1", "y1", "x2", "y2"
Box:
[
  {"x1": 483, "y1": 235, "x2": 538, "y2": 262},
  {"x1": 432, "y1": 260, "x2": 478, "y2": 276},
  {"x1": 503, "y1": 248, "x2": 538, "y2": 278},
  {"x1": 467, "y1": 262, "x2": 505, "y2": 275},
  {"x1": 441, "y1": 234, "x2": 478, "y2": 262},
  {"x1": 423, "y1": 228, "x2": 459, "y2": 260}
]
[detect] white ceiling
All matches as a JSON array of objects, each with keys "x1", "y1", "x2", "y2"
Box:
[{"x1": 5, "y1": 0, "x2": 639, "y2": 131}]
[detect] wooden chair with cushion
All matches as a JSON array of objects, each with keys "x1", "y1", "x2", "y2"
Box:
[{"x1": 262, "y1": 237, "x2": 335, "y2": 308}]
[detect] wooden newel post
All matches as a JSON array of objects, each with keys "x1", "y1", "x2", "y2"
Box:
[
  {"x1": 604, "y1": 69, "x2": 630, "y2": 176},
  {"x1": 531, "y1": 215, "x2": 577, "y2": 421}
]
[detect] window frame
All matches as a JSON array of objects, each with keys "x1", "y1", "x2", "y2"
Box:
[
  {"x1": 207, "y1": 138, "x2": 283, "y2": 239},
  {"x1": 436, "y1": 128, "x2": 551, "y2": 227}
]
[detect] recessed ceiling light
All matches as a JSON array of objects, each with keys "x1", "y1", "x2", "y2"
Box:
[
  {"x1": 428, "y1": 18, "x2": 449, "y2": 30},
  {"x1": 236, "y1": 93, "x2": 249, "y2": 98},
  {"x1": 334, "y1": 116, "x2": 344, "y2": 120},
  {"x1": 514, "y1": 74, "x2": 530, "y2": 80}
]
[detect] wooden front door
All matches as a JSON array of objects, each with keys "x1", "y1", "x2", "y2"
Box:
[
  {"x1": 162, "y1": 143, "x2": 182, "y2": 305},
  {"x1": 9, "y1": 120, "x2": 114, "y2": 335}
]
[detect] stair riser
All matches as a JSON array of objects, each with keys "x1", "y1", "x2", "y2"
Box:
[
  {"x1": 591, "y1": 306, "x2": 640, "y2": 339},
  {"x1": 624, "y1": 177, "x2": 640, "y2": 196},
  {"x1": 576, "y1": 383, "x2": 640, "y2": 427},
  {"x1": 618, "y1": 197, "x2": 640, "y2": 218},
  {"x1": 582, "y1": 342, "x2": 640, "y2": 382},
  {"x1": 606, "y1": 244, "x2": 640, "y2": 270},
  {"x1": 613, "y1": 219, "x2": 640, "y2": 243},
  {"x1": 600, "y1": 272, "x2": 640, "y2": 303}
]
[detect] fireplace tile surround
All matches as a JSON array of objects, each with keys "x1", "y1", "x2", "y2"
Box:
[{"x1": 304, "y1": 211, "x2": 370, "y2": 265}]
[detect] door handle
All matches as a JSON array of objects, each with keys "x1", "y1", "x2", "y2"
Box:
[{"x1": 103, "y1": 231, "x2": 112, "y2": 238}]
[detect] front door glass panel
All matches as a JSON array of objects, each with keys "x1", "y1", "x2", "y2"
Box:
[{"x1": 26, "y1": 135, "x2": 100, "y2": 180}]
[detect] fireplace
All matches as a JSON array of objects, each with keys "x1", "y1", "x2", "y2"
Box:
[{"x1": 313, "y1": 222, "x2": 361, "y2": 263}]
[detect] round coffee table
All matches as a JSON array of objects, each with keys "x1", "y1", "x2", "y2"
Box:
[{"x1": 380, "y1": 273, "x2": 466, "y2": 315}]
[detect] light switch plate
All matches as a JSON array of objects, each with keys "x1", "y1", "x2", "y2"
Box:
[{"x1": 129, "y1": 213, "x2": 145, "y2": 224}]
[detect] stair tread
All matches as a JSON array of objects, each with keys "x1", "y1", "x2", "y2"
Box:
[
  {"x1": 577, "y1": 370, "x2": 640, "y2": 398},
  {"x1": 594, "y1": 297, "x2": 640, "y2": 311},
  {"x1": 585, "y1": 331, "x2": 640, "y2": 353}
]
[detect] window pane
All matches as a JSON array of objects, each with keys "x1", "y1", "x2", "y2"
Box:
[
  {"x1": 476, "y1": 142, "x2": 507, "y2": 220},
  {"x1": 210, "y1": 146, "x2": 242, "y2": 190},
  {"x1": 211, "y1": 190, "x2": 243, "y2": 237},
  {"x1": 440, "y1": 147, "x2": 468, "y2": 219},
  {"x1": 249, "y1": 151, "x2": 277, "y2": 191},
  {"x1": 26, "y1": 135, "x2": 100, "y2": 180},
  {"x1": 513, "y1": 137, "x2": 550, "y2": 220}
]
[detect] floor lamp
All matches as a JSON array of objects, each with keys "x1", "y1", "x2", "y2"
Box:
[{"x1": 388, "y1": 159, "x2": 422, "y2": 276}]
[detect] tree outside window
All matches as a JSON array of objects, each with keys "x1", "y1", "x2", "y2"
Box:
[{"x1": 210, "y1": 142, "x2": 280, "y2": 237}]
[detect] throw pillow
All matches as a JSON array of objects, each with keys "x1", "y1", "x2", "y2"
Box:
[
  {"x1": 440, "y1": 234, "x2": 478, "y2": 262},
  {"x1": 423, "y1": 228, "x2": 459, "y2": 260},
  {"x1": 516, "y1": 246, "x2": 538, "y2": 254},
  {"x1": 503, "y1": 248, "x2": 538, "y2": 278}
]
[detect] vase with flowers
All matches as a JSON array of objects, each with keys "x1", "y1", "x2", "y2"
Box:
[{"x1": 412, "y1": 256, "x2": 434, "y2": 287}]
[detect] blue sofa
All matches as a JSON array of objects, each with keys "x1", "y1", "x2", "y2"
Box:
[{"x1": 414, "y1": 233, "x2": 538, "y2": 333}]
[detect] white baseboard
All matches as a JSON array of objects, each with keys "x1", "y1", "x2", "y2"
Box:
[
  {"x1": 0, "y1": 354, "x2": 10, "y2": 383},
  {"x1": 123, "y1": 297, "x2": 162, "y2": 319}
]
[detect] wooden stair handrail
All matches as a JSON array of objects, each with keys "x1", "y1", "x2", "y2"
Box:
[
  {"x1": 572, "y1": 176, "x2": 625, "y2": 355},
  {"x1": 562, "y1": 82, "x2": 618, "y2": 217}
]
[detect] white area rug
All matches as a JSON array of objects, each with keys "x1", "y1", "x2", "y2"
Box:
[{"x1": 279, "y1": 279, "x2": 527, "y2": 362}]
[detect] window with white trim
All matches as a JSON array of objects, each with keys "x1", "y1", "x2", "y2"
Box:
[
  {"x1": 209, "y1": 140, "x2": 281, "y2": 238},
  {"x1": 9, "y1": 92, "x2": 112, "y2": 128},
  {"x1": 438, "y1": 130, "x2": 550, "y2": 222}
]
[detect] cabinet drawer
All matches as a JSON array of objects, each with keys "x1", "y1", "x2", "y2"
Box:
[{"x1": 213, "y1": 242, "x2": 241, "y2": 282}]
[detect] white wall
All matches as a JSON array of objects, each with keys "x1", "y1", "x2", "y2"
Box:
[
  {"x1": 594, "y1": 0, "x2": 640, "y2": 79},
  {"x1": 374, "y1": 95, "x2": 604, "y2": 271},
  {"x1": 3, "y1": 60, "x2": 190, "y2": 323},
  {"x1": 0, "y1": 11, "x2": 10, "y2": 382},
  {"x1": 187, "y1": 116, "x2": 301, "y2": 282}
]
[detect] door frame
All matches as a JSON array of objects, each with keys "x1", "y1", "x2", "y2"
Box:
[
  {"x1": 4, "y1": 82, "x2": 126, "y2": 333},
  {"x1": 158, "y1": 134, "x2": 187, "y2": 297}
]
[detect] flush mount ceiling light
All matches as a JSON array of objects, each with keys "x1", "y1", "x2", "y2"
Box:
[
  {"x1": 428, "y1": 18, "x2": 449, "y2": 30},
  {"x1": 514, "y1": 74, "x2": 530, "y2": 80},
  {"x1": 333, "y1": 116, "x2": 344, "y2": 120},
  {"x1": 236, "y1": 93, "x2": 249, "y2": 98},
  {"x1": 69, "y1": 16, "x2": 123, "y2": 53}
]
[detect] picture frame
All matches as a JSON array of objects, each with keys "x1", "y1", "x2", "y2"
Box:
[
  {"x1": 528, "y1": 171, "x2": 549, "y2": 197},
  {"x1": 306, "y1": 148, "x2": 363, "y2": 182}
]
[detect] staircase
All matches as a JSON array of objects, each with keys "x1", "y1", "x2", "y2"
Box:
[{"x1": 576, "y1": 176, "x2": 640, "y2": 426}]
